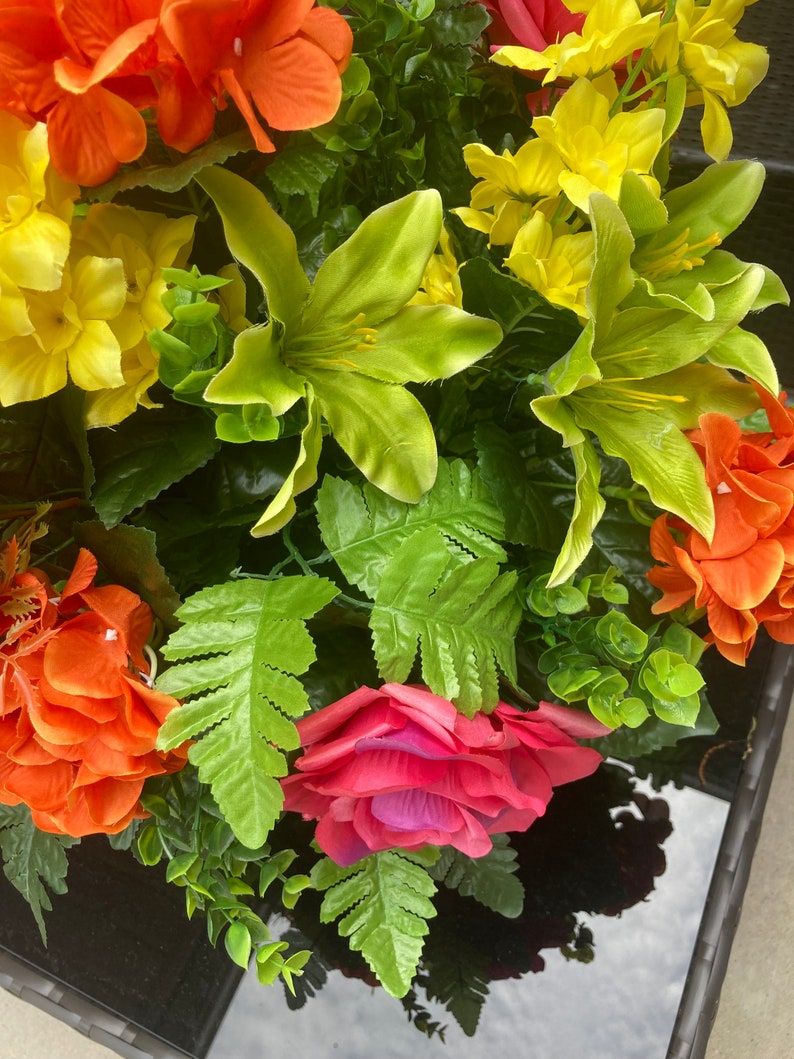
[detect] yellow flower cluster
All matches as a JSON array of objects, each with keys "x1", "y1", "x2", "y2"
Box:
[
  {"x1": 456, "y1": 0, "x2": 766, "y2": 318},
  {"x1": 492, "y1": 0, "x2": 767, "y2": 161},
  {"x1": 0, "y1": 114, "x2": 196, "y2": 427}
]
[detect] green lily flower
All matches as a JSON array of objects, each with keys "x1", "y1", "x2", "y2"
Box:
[
  {"x1": 533, "y1": 191, "x2": 779, "y2": 584},
  {"x1": 196, "y1": 166, "x2": 502, "y2": 535},
  {"x1": 622, "y1": 160, "x2": 789, "y2": 320}
]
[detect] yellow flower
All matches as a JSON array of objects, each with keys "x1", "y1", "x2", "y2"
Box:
[
  {"x1": 505, "y1": 211, "x2": 595, "y2": 318},
  {"x1": 651, "y1": 0, "x2": 768, "y2": 160},
  {"x1": 455, "y1": 139, "x2": 566, "y2": 245},
  {"x1": 0, "y1": 114, "x2": 78, "y2": 340},
  {"x1": 69, "y1": 204, "x2": 196, "y2": 427},
  {"x1": 0, "y1": 255, "x2": 127, "y2": 406},
  {"x1": 408, "y1": 228, "x2": 464, "y2": 307},
  {"x1": 531, "y1": 74, "x2": 665, "y2": 212},
  {"x1": 492, "y1": 0, "x2": 661, "y2": 83}
]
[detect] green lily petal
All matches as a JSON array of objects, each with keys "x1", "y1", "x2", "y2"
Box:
[
  {"x1": 570, "y1": 390, "x2": 713, "y2": 538},
  {"x1": 706, "y1": 327, "x2": 779, "y2": 395},
  {"x1": 568, "y1": 364, "x2": 759, "y2": 539},
  {"x1": 586, "y1": 194, "x2": 635, "y2": 341},
  {"x1": 349, "y1": 304, "x2": 501, "y2": 384},
  {"x1": 622, "y1": 277, "x2": 716, "y2": 319},
  {"x1": 204, "y1": 321, "x2": 305, "y2": 416},
  {"x1": 546, "y1": 320, "x2": 600, "y2": 396},
  {"x1": 196, "y1": 166, "x2": 310, "y2": 330},
  {"x1": 547, "y1": 437, "x2": 605, "y2": 587},
  {"x1": 596, "y1": 264, "x2": 765, "y2": 379},
  {"x1": 311, "y1": 370, "x2": 437, "y2": 503},
  {"x1": 250, "y1": 388, "x2": 322, "y2": 537},
  {"x1": 652, "y1": 160, "x2": 764, "y2": 250},
  {"x1": 618, "y1": 171, "x2": 668, "y2": 238},
  {"x1": 301, "y1": 190, "x2": 443, "y2": 333}
]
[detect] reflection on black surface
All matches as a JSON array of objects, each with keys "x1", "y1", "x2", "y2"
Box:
[
  {"x1": 265, "y1": 764, "x2": 673, "y2": 1041},
  {"x1": 0, "y1": 642, "x2": 773, "y2": 1058}
]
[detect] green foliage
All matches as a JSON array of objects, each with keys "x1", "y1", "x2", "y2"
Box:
[
  {"x1": 148, "y1": 265, "x2": 242, "y2": 420},
  {"x1": 0, "y1": 805, "x2": 77, "y2": 944},
  {"x1": 89, "y1": 403, "x2": 221, "y2": 527},
  {"x1": 315, "y1": 458, "x2": 506, "y2": 597},
  {"x1": 312, "y1": 849, "x2": 438, "y2": 998},
  {"x1": 370, "y1": 526, "x2": 521, "y2": 714},
  {"x1": 428, "y1": 834, "x2": 524, "y2": 918},
  {"x1": 0, "y1": 385, "x2": 93, "y2": 503},
  {"x1": 73, "y1": 521, "x2": 182, "y2": 628},
  {"x1": 156, "y1": 575, "x2": 339, "y2": 847},
  {"x1": 133, "y1": 770, "x2": 312, "y2": 993},
  {"x1": 86, "y1": 129, "x2": 256, "y2": 202},
  {"x1": 536, "y1": 593, "x2": 707, "y2": 734},
  {"x1": 474, "y1": 422, "x2": 570, "y2": 550}
]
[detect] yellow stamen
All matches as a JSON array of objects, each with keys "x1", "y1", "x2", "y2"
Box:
[
  {"x1": 633, "y1": 228, "x2": 722, "y2": 282},
  {"x1": 286, "y1": 312, "x2": 378, "y2": 371}
]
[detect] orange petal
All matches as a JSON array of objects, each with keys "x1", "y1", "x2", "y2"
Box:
[
  {"x1": 701, "y1": 538, "x2": 785, "y2": 609},
  {"x1": 299, "y1": 6, "x2": 353, "y2": 69},
  {"x1": 245, "y1": 35, "x2": 342, "y2": 131}
]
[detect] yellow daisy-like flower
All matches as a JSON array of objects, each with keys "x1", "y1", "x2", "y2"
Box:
[
  {"x1": 0, "y1": 114, "x2": 78, "y2": 341},
  {"x1": 69, "y1": 204, "x2": 196, "y2": 428},
  {"x1": 651, "y1": 0, "x2": 768, "y2": 160},
  {"x1": 531, "y1": 74, "x2": 666, "y2": 213},
  {"x1": 505, "y1": 211, "x2": 595, "y2": 318},
  {"x1": 455, "y1": 139, "x2": 566, "y2": 246},
  {"x1": 0, "y1": 255, "x2": 127, "y2": 406}
]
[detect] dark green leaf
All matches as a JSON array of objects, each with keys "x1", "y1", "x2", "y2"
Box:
[
  {"x1": 0, "y1": 805, "x2": 77, "y2": 944},
  {"x1": 90, "y1": 404, "x2": 221, "y2": 526},
  {"x1": 73, "y1": 521, "x2": 182, "y2": 628}
]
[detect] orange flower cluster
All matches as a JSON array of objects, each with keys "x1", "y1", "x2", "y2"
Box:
[
  {"x1": 647, "y1": 385, "x2": 794, "y2": 665},
  {"x1": 0, "y1": 0, "x2": 353, "y2": 186},
  {"x1": 0, "y1": 543, "x2": 186, "y2": 836}
]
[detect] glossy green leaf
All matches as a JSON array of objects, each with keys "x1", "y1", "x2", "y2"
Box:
[
  {"x1": 89, "y1": 404, "x2": 221, "y2": 527},
  {"x1": 72, "y1": 521, "x2": 182, "y2": 628},
  {"x1": 475, "y1": 422, "x2": 568, "y2": 549},
  {"x1": 0, "y1": 805, "x2": 77, "y2": 945}
]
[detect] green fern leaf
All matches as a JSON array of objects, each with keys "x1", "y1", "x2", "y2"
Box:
[
  {"x1": 312, "y1": 851, "x2": 438, "y2": 998},
  {"x1": 370, "y1": 527, "x2": 521, "y2": 715},
  {"x1": 0, "y1": 804, "x2": 76, "y2": 944},
  {"x1": 156, "y1": 576, "x2": 338, "y2": 848},
  {"x1": 315, "y1": 459, "x2": 506, "y2": 598},
  {"x1": 429, "y1": 834, "x2": 525, "y2": 918}
]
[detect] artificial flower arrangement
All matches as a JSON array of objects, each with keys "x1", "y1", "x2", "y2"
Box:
[{"x1": 0, "y1": 0, "x2": 790, "y2": 1025}]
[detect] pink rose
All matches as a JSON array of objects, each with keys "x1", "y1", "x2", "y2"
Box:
[
  {"x1": 280, "y1": 684, "x2": 607, "y2": 866},
  {"x1": 482, "y1": 0, "x2": 585, "y2": 51}
]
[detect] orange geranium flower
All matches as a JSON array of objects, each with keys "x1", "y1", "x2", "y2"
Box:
[
  {"x1": 0, "y1": 544, "x2": 186, "y2": 836},
  {"x1": 0, "y1": 0, "x2": 160, "y2": 185},
  {"x1": 0, "y1": 0, "x2": 351, "y2": 185},
  {"x1": 158, "y1": 0, "x2": 353, "y2": 153},
  {"x1": 647, "y1": 385, "x2": 794, "y2": 665}
]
